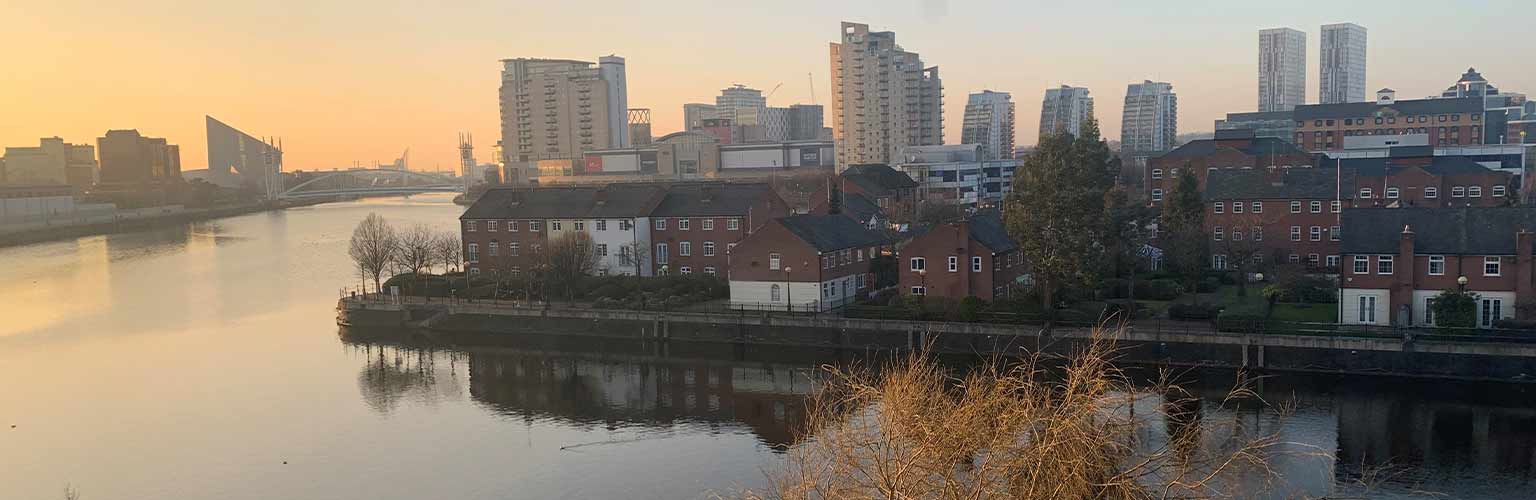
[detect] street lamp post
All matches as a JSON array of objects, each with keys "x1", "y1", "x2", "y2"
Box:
[
  {"x1": 784, "y1": 266, "x2": 793, "y2": 313},
  {"x1": 1458, "y1": 275, "x2": 1469, "y2": 292}
]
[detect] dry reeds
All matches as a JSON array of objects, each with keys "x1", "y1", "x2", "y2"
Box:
[{"x1": 751, "y1": 325, "x2": 1312, "y2": 500}]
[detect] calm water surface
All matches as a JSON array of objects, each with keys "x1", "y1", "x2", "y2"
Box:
[{"x1": 3, "y1": 194, "x2": 1535, "y2": 499}]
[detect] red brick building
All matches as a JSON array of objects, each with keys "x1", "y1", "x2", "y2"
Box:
[
  {"x1": 1338, "y1": 149, "x2": 1517, "y2": 209},
  {"x1": 896, "y1": 211, "x2": 1027, "y2": 300},
  {"x1": 727, "y1": 214, "x2": 889, "y2": 311},
  {"x1": 647, "y1": 183, "x2": 790, "y2": 276},
  {"x1": 1145, "y1": 129, "x2": 1313, "y2": 205},
  {"x1": 1341, "y1": 208, "x2": 1536, "y2": 328},
  {"x1": 1293, "y1": 89, "x2": 1497, "y2": 152},
  {"x1": 810, "y1": 163, "x2": 919, "y2": 215}
]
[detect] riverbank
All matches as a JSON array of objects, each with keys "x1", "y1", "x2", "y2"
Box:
[
  {"x1": 0, "y1": 197, "x2": 345, "y2": 248},
  {"x1": 338, "y1": 295, "x2": 1536, "y2": 382}
]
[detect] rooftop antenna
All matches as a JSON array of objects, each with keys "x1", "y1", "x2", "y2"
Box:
[{"x1": 808, "y1": 72, "x2": 817, "y2": 105}]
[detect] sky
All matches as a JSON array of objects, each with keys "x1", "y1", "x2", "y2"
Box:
[{"x1": 2, "y1": 0, "x2": 1530, "y2": 172}]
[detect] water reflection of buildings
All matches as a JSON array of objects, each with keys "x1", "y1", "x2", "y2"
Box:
[{"x1": 341, "y1": 329, "x2": 817, "y2": 449}]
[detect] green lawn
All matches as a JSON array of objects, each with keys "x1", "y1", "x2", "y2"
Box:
[{"x1": 1201, "y1": 285, "x2": 1338, "y2": 323}]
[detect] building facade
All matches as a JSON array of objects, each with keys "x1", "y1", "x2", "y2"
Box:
[
  {"x1": 205, "y1": 116, "x2": 282, "y2": 197},
  {"x1": 1, "y1": 137, "x2": 96, "y2": 189},
  {"x1": 97, "y1": 130, "x2": 180, "y2": 184},
  {"x1": 897, "y1": 211, "x2": 1027, "y2": 300},
  {"x1": 498, "y1": 57, "x2": 630, "y2": 165},
  {"x1": 960, "y1": 90, "x2": 1015, "y2": 161},
  {"x1": 1146, "y1": 129, "x2": 1313, "y2": 204},
  {"x1": 1258, "y1": 27, "x2": 1307, "y2": 113},
  {"x1": 786, "y1": 105, "x2": 825, "y2": 142},
  {"x1": 830, "y1": 22, "x2": 943, "y2": 170},
  {"x1": 647, "y1": 183, "x2": 792, "y2": 276},
  {"x1": 1216, "y1": 111, "x2": 1296, "y2": 141},
  {"x1": 1294, "y1": 89, "x2": 1502, "y2": 152},
  {"x1": 895, "y1": 145, "x2": 1018, "y2": 207},
  {"x1": 1319, "y1": 23, "x2": 1368, "y2": 105},
  {"x1": 1039, "y1": 85, "x2": 1094, "y2": 141},
  {"x1": 1340, "y1": 208, "x2": 1535, "y2": 328},
  {"x1": 1120, "y1": 80, "x2": 1178, "y2": 159},
  {"x1": 727, "y1": 214, "x2": 887, "y2": 311},
  {"x1": 683, "y1": 103, "x2": 718, "y2": 132}
]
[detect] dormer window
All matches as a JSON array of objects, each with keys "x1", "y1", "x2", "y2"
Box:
[{"x1": 1386, "y1": 187, "x2": 1400, "y2": 199}]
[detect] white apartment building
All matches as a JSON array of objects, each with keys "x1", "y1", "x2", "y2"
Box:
[
  {"x1": 1039, "y1": 85, "x2": 1094, "y2": 141},
  {"x1": 498, "y1": 56, "x2": 630, "y2": 164},
  {"x1": 830, "y1": 22, "x2": 943, "y2": 171},
  {"x1": 1320, "y1": 23, "x2": 1368, "y2": 104},
  {"x1": 897, "y1": 145, "x2": 1018, "y2": 206},
  {"x1": 961, "y1": 91, "x2": 1016, "y2": 161},
  {"x1": 1258, "y1": 27, "x2": 1307, "y2": 112},
  {"x1": 1120, "y1": 80, "x2": 1178, "y2": 159}
]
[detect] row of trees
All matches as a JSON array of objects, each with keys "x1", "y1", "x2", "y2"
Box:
[{"x1": 347, "y1": 213, "x2": 462, "y2": 293}]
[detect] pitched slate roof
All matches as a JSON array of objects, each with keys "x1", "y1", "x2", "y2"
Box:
[
  {"x1": 1293, "y1": 97, "x2": 1484, "y2": 120},
  {"x1": 1203, "y1": 168, "x2": 1354, "y2": 201},
  {"x1": 842, "y1": 164, "x2": 918, "y2": 197},
  {"x1": 967, "y1": 210, "x2": 1017, "y2": 253},
  {"x1": 1342, "y1": 208, "x2": 1536, "y2": 255},
  {"x1": 1157, "y1": 136, "x2": 1308, "y2": 160},
  {"x1": 462, "y1": 184, "x2": 666, "y2": 219},
  {"x1": 650, "y1": 182, "x2": 776, "y2": 217},
  {"x1": 777, "y1": 214, "x2": 889, "y2": 252},
  {"x1": 838, "y1": 191, "x2": 884, "y2": 224},
  {"x1": 1341, "y1": 155, "x2": 1505, "y2": 178}
]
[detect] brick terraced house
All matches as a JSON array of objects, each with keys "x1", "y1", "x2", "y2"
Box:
[
  {"x1": 896, "y1": 211, "x2": 1027, "y2": 300},
  {"x1": 727, "y1": 214, "x2": 890, "y2": 311}
]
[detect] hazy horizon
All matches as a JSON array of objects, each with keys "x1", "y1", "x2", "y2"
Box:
[{"x1": 2, "y1": 0, "x2": 1529, "y2": 171}]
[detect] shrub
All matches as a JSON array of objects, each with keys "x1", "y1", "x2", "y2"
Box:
[
  {"x1": 1139, "y1": 279, "x2": 1183, "y2": 301},
  {"x1": 1216, "y1": 308, "x2": 1266, "y2": 333},
  {"x1": 1276, "y1": 276, "x2": 1336, "y2": 303},
  {"x1": 1168, "y1": 303, "x2": 1218, "y2": 321},
  {"x1": 1103, "y1": 299, "x2": 1143, "y2": 321},
  {"x1": 1196, "y1": 277, "x2": 1221, "y2": 293},
  {"x1": 588, "y1": 283, "x2": 629, "y2": 300},
  {"x1": 958, "y1": 297, "x2": 986, "y2": 322},
  {"x1": 1491, "y1": 318, "x2": 1536, "y2": 331}
]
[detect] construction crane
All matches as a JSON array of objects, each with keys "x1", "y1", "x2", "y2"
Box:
[
  {"x1": 765, "y1": 82, "x2": 784, "y2": 101},
  {"x1": 808, "y1": 72, "x2": 817, "y2": 105}
]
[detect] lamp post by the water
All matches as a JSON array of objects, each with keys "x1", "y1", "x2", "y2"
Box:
[
  {"x1": 784, "y1": 266, "x2": 793, "y2": 313},
  {"x1": 1458, "y1": 275, "x2": 1469, "y2": 292}
]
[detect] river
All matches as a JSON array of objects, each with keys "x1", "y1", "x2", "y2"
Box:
[{"x1": 3, "y1": 194, "x2": 1535, "y2": 499}]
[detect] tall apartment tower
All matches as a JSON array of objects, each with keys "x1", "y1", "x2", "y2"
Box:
[
  {"x1": 1038, "y1": 85, "x2": 1095, "y2": 142},
  {"x1": 1120, "y1": 81, "x2": 1178, "y2": 159},
  {"x1": 830, "y1": 21, "x2": 943, "y2": 170},
  {"x1": 1320, "y1": 23, "x2": 1368, "y2": 104},
  {"x1": 498, "y1": 56, "x2": 629, "y2": 164},
  {"x1": 1258, "y1": 28, "x2": 1307, "y2": 112},
  {"x1": 960, "y1": 90, "x2": 1015, "y2": 161}
]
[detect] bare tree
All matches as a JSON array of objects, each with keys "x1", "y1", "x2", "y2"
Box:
[
  {"x1": 618, "y1": 239, "x2": 651, "y2": 278},
  {"x1": 432, "y1": 230, "x2": 462, "y2": 274},
  {"x1": 1216, "y1": 213, "x2": 1266, "y2": 297},
  {"x1": 348, "y1": 213, "x2": 397, "y2": 294},
  {"x1": 395, "y1": 223, "x2": 436, "y2": 287},
  {"x1": 544, "y1": 232, "x2": 601, "y2": 299}
]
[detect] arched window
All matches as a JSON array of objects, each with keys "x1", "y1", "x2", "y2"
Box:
[{"x1": 770, "y1": 284, "x2": 782, "y2": 302}]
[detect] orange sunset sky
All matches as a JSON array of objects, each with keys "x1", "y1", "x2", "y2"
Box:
[{"x1": 2, "y1": 0, "x2": 1530, "y2": 172}]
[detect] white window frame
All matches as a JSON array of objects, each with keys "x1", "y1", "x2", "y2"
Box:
[
  {"x1": 1452, "y1": 186, "x2": 1466, "y2": 198},
  {"x1": 704, "y1": 266, "x2": 716, "y2": 275},
  {"x1": 1493, "y1": 185, "x2": 1507, "y2": 197},
  {"x1": 1485, "y1": 256, "x2": 1502, "y2": 276},
  {"x1": 1326, "y1": 255, "x2": 1339, "y2": 268},
  {"x1": 466, "y1": 220, "x2": 477, "y2": 232},
  {"x1": 655, "y1": 219, "x2": 667, "y2": 230},
  {"x1": 910, "y1": 257, "x2": 926, "y2": 272},
  {"x1": 488, "y1": 220, "x2": 498, "y2": 232},
  {"x1": 679, "y1": 219, "x2": 691, "y2": 231},
  {"x1": 1252, "y1": 201, "x2": 1262, "y2": 213},
  {"x1": 1310, "y1": 226, "x2": 1322, "y2": 241},
  {"x1": 1212, "y1": 254, "x2": 1227, "y2": 270},
  {"x1": 1232, "y1": 202, "x2": 1244, "y2": 214},
  {"x1": 1151, "y1": 189, "x2": 1163, "y2": 202},
  {"x1": 1377, "y1": 255, "x2": 1394, "y2": 275},
  {"x1": 1310, "y1": 201, "x2": 1322, "y2": 213},
  {"x1": 703, "y1": 241, "x2": 715, "y2": 256},
  {"x1": 1214, "y1": 202, "x2": 1224, "y2": 214},
  {"x1": 769, "y1": 252, "x2": 782, "y2": 271},
  {"x1": 1428, "y1": 255, "x2": 1445, "y2": 275},
  {"x1": 702, "y1": 219, "x2": 714, "y2": 231},
  {"x1": 1353, "y1": 255, "x2": 1368, "y2": 274},
  {"x1": 467, "y1": 243, "x2": 479, "y2": 263},
  {"x1": 947, "y1": 256, "x2": 959, "y2": 272},
  {"x1": 1151, "y1": 168, "x2": 1163, "y2": 180},
  {"x1": 509, "y1": 220, "x2": 519, "y2": 232},
  {"x1": 1469, "y1": 186, "x2": 1483, "y2": 198},
  {"x1": 551, "y1": 221, "x2": 562, "y2": 231},
  {"x1": 1425, "y1": 187, "x2": 1438, "y2": 199},
  {"x1": 1330, "y1": 200, "x2": 1341, "y2": 213},
  {"x1": 1386, "y1": 187, "x2": 1400, "y2": 199},
  {"x1": 1290, "y1": 226, "x2": 1301, "y2": 241},
  {"x1": 1214, "y1": 226, "x2": 1224, "y2": 241},
  {"x1": 679, "y1": 241, "x2": 692, "y2": 256},
  {"x1": 727, "y1": 218, "x2": 741, "y2": 231},
  {"x1": 971, "y1": 256, "x2": 982, "y2": 272},
  {"x1": 1360, "y1": 188, "x2": 1373, "y2": 199},
  {"x1": 595, "y1": 220, "x2": 607, "y2": 231},
  {"x1": 1290, "y1": 201, "x2": 1302, "y2": 213},
  {"x1": 1252, "y1": 226, "x2": 1263, "y2": 241},
  {"x1": 911, "y1": 286, "x2": 927, "y2": 296},
  {"x1": 1330, "y1": 225, "x2": 1340, "y2": 241},
  {"x1": 656, "y1": 243, "x2": 668, "y2": 265}
]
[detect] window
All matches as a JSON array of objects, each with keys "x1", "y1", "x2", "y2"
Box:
[
  {"x1": 1452, "y1": 186, "x2": 1466, "y2": 198},
  {"x1": 530, "y1": 220, "x2": 542, "y2": 231},
  {"x1": 703, "y1": 241, "x2": 715, "y2": 256},
  {"x1": 727, "y1": 218, "x2": 741, "y2": 231},
  {"x1": 1426, "y1": 187, "x2": 1438, "y2": 199},
  {"x1": 972, "y1": 256, "x2": 982, "y2": 272},
  {"x1": 1429, "y1": 255, "x2": 1445, "y2": 275},
  {"x1": 510, "y1": 242, "x2": 520, "y2": 256},
  {"x1": 702, "y1": 219, "x2": 714, "y2": 231},
  {"x1": 1378, "y1": 255, "x2": 1394, "y2": 275},
  {"x1": 1326, "y1": 255, "x2": 1339, "y2": 268},
  {"x1": 910, "y1": 257, "x2": 926, "y2": 272},
  {"x1": 505, "y1": 220, "x2": 517, "y2": 232},
  {"x1": 1151, "y1": 169, "x2": 1163, "y2": 180},
  {"x1": 1359, "y1": 296, "x2": 1377, "y2": 323},
  {"x1": 1310, "y1": 201, "x2": 1322, "y2": 213},
  {"x1": 574, "y1": 221, "x2": 585, "y2": 231},
  {"x1": 703, "y1": 266, "x2": 716, "y2": 275},
  {"x1": 656, "y1": 243, "x2": 668, "y2": 264},
  {"x1": 1290, "y1": 226, "x2": 1301, "y2": 241},
  {"x1": 595, "y1": 220, "x2": 607, "y2": 231},
  {"x1": 679, "y1": 241, "x2": 691, "y2": 256},
  {"x1": 1359, "y1": 188, "x2": 1373, "y2": 199},
  {"x1": 620, "y1": 220, "x2": 632, "y2": 231},
  {"x1": 1214, "y1": 202, "x2": 1225, "y2": 214},
  {"x1": 857, "y1": 249, "x2": 864, "y2": 262},
  {"x1": 769, "y1": 252, "x2": 781, "y2": 270},
  {"x1": 911, "y1": 286, "x2": 927, "y2": 296},
  {"x1": 821, "y1": 256, "x2": 831, "y2": 269},
  {"x1": 1494, "y1": 185, "x2": 1507, "y2": 197},
  {"x1": 488, "y1": 241, "x2": 499, "y2": 257},
  {"x1": 1353, "y1": 255, "x2": 1368, "y2": 274},
  {"x1": 1252, "y1": 226, "x2": 1263, "y2": 241},
  {"x1": 655, "y1": 219, "x2": 667, "y2": 230},
  {"x1": 1330, "y1": 226, "x2": 1340, "y2": 241},
  {"x1": 467, "y1": 243, "x2": 479, "y2": 262},
  {"x1": 1482, "y1": 298, "x2": 1504, "y2": 327},
  {"x1": 679, "y1": 219, "x2": 690, "y2": 231},
  {"x1": 466, "y1": 220, "x2": 478, "y2": 232},
  {"x1": 948, "y1": 256, "x2": 959, "y2": 272},
  {"x1": 1214, "y1": 226, "x2": 1224, "y2": 241},
  {"x1": 1485, "y1": 256, "x2": 1502, "y2": 276},
  {"x1": 1425, "y1": 298, "x2": 1436, "y2": 325},
  {"x1": 1232, "y1": 229, "x2": 1244, "y2": 241},
  {"x1": 1151, "y1": 189, "x2": 1163, "y2": 201},
  {"x1": 1171, "y1": 168, "x2": 1180, "y2": 177},
  {"x1": 1290, "y1": 201, "x2": 1302, "y2": 213},
  {"x1": 1308, "y1": 254, "x2": 1320, "y2": 266},
  {"x1": 1310, "y1": 226, "x2": 1322, "y2": 241},
  {"x1": 1232, "y1": 202, "x2": 1244, "y2": 214},
  {"x1": 1386, "y1": 187, "x2": 1400, "y2": 199},
  {"x1": 595, "y1": 244, "x2": 607, "y2": 257},
  {"x1": 1252, "y1": 201, "x2": 1262, "y2": 213},
  {"x1": 551, "y1": 221, "x2": 562, "y2": 231},
  {"x1": 680, "y1": 266, "x2": 692, "y2": 275},
  {"x1": 1469, "y1": 186, "x2": 1483, "y2": 197},
  {"x1": 488, "y1": 220, "x2": 498, "y2": 232},
  {"x1": 770, "y1": 284, "x2": 782, "y2": 302},
  {"x1": 1212, "y1": 255, "x2": 1227, "y2": 270},
  {"x1": 1330, "y1": 200, "x2": 1341, "y2": 213}
]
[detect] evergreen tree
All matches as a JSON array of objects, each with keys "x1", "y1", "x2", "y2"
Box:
[
  {"x1": 1004, "y1": 119, "x2": 1115, "y2": 327},
  {"x1": 1161, "y1": 166, "x2": 1209, "y2": 304}
]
